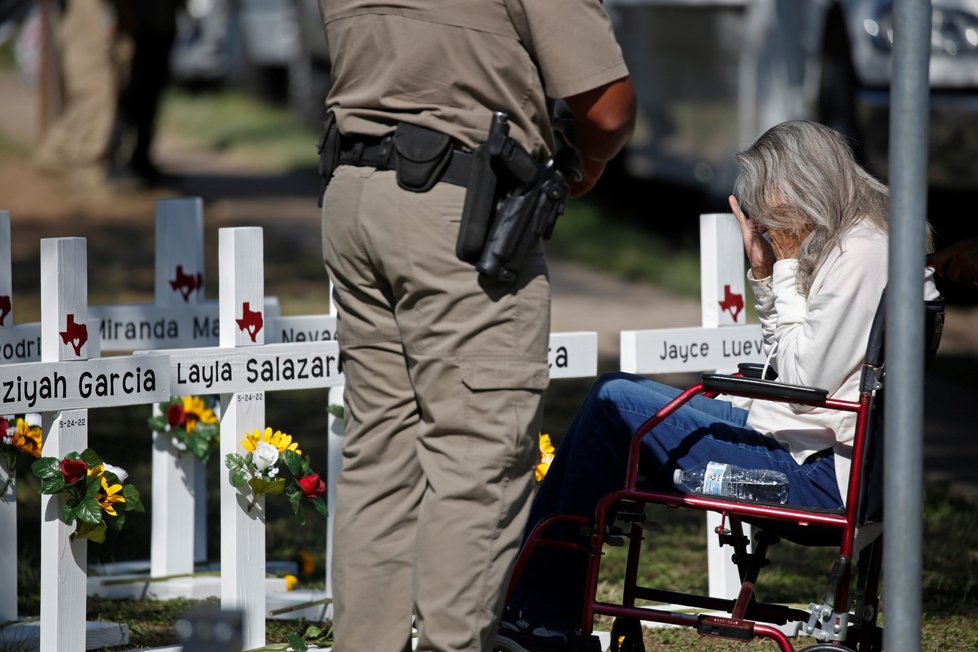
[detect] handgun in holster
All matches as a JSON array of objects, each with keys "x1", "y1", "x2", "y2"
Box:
[{"x1": 456, "y1": 112, "x2": 573, "y2": 283}]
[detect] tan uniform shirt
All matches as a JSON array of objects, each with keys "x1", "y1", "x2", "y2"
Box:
[{"x1": 320, "y1": 0, "x2": 629, "y2": 158}]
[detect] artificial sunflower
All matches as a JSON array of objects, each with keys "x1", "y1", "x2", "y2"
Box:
[
  {"x1": 180, "y1": 395, "x2": 217, "y2": 432},
  {"x1": 96, "y1": 474, "x2": 127, "y2": 517},
  {"x1": 535, "y1": 433, "x2": 555, "y2": 483},
  {"x1": 12, "y1": 418, "x2": 42, "y2": 458},
  {"x1": 242, "y1": 427, "x2": 301, "y2": 455}
]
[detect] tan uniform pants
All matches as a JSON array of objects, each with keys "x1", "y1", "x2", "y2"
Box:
[
  {"x1": 322, "y1": 165, "x2": 551, "y2": 652},
  {"x1": 34, "y1": 0, "x2": 115, "y2": 185}
]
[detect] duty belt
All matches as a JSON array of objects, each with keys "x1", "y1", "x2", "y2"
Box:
[{"x1": 338, "y1": 135, "x2": 473, "y2": 188}]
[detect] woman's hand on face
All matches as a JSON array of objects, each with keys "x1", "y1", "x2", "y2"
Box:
[
  {"x1": 729, "y1": 195, "x2": 775, "y2": 278},
  {"x1": 767, "y1": 227, "x2": 809, "y2": 261}
]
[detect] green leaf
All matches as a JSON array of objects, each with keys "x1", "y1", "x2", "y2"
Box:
[
  {"x1": 195, "y1": 422, "x2": 219, "y2": 441},
  {"x1": 147, "y1": 416, "x2": 169, "y2": 431},
  {"x1": 80, "y1": 448, "x2": 102, "y2": 467},
  {"x1": 249, "y1": 477, "x2": 286, "y2": 497},
  {"x1": 225, "y1": 453, "x2": 245, "y2": 471},
  {"x1": 282, "y1": 450, "x2": 302, "y2": 476},
  {"x1": 310, "y1": 497, "x2": 329, "y2": 519},
  {"x1": 62, "y1": 500, "x2": 76, "y2": 525},
  {"x1": 74, "y1": 520, "x2": 107, "y2": 543},
  {"x1": 285, "y1": 633, "x2": 308, "y2": 652},
  {"x1": 31, "y1": 457, "x2": 63, "y2": 480},
  {"x1": 304, "y1": 625, "x2": 324, "y2": 638},
  {"x1": 84, "y1": 475, "x2": 102, "y2": 498},
  {"x1": 40, "y1": 476, "x2": 66, "y2": 495},
  {"x1": 187, "y1": 435, "x2": 212, "y2": 463},
  {"x1": 109, "y1": 512, "x2": 125, "y2": 530},
  {"x1": 326, "y1": 404, "x2": 345, "y2": 420},
  {"x1": 122, "y1": 484, "x2": 144, "y2": 512},
  {"x1": 75, "y1": 496, "x2": 103, "y2": 525},
  {"x1": 230, "y1": 470, "x2": 248, "y2": 488},
  {"x1": 288, "y1": 490, "x2": 304, "y2": 521}
]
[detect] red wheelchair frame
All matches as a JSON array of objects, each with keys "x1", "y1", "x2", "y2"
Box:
[{"x1": 506, "y1": 294, "x2": 944, "y2": 652}]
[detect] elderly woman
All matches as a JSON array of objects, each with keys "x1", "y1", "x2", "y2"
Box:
[{"x1": 496, "y1": 120, "x2": 939, "y2": 651}]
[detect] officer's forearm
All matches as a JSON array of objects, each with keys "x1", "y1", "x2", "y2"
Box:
[{"x1": 563, "y1": 77, "x2": 637, "y2": 164}]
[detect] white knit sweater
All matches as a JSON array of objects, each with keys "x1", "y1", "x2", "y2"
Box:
[{"x1": 744, "y1": 223, "x2": 939, "y2": 504}]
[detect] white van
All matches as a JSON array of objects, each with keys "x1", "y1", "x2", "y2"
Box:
[{"x1": 606, "y1": 0, "x2": 978, "y2": 192}]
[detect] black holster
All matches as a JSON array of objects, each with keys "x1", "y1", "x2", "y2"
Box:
[
  {"x1": 476, "y1": 164, "x2": 568, "y2": 282},
  {"x1": 457, "y1": 112, "x2": 570, "y2": 282}
]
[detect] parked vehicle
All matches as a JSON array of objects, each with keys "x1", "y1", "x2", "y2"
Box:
[
  {"x1": 171, "y1": 0, "x2": 235, "y2": 85},
  {"x1": 170, "y1": 0, "x2": 330, "y2": 127},
  {"x1": 605, "y1": 0, "x2": 978, "y2": 192}
]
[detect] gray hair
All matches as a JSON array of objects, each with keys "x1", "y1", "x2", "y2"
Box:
[{"x1": 733, "y1": 120, "x2": 928, "y2": 294}]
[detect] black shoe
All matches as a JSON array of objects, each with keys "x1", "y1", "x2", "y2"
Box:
[{"x1": 495, "y1": 606, "x2": 571, "y2": 652}]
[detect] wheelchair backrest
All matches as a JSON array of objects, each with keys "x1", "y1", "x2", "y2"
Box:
[{"x1": 856, "y1": 292, "x2": 945, "y2": 525}]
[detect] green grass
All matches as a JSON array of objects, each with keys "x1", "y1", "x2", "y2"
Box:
[
  {"x1": 159, "y1": 88, "x2": 321, "y2": 171},
  {"x1": 550, "y1": 199, "x2": 703, "y2": 299}
]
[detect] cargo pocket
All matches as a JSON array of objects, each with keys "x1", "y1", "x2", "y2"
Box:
[{"x1": 460, "y1": 359, "x2": 550, "y2": 468}]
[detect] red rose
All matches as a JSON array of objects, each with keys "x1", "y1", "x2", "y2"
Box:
[
  {"x1": 167, "y1": 402, "x2": 186, "y2": 427},
  {"x1": 0, "y1": 417, "x2": 8, "y2": 436},
  {"x1": 60, "y1": 458, "x2": 88, "y2": 485},
  {"x1": 297, "y1": 474, "x2": 326, "y2": 498}
]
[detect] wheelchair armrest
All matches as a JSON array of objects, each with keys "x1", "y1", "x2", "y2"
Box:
[
  {"x1": 701, "y1": 373, "x2": 829, "y2": 404},
  {"x1": 737, "y1": 362, "x2": 778, "y2": 380}
]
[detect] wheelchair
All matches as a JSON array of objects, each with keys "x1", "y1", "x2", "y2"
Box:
[{"x1": 499, "y1": 292, "x2": 944, "y2": 652}]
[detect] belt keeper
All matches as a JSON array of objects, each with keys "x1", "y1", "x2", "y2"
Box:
[
  {"x1": 351, "y1": 141, "x2": 365, "y2": 163},
  {"x1": 378, "y1": 136, "x2": 393, "y2": 166}
]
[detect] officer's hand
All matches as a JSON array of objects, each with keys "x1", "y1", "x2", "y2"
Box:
[{"x1": 570, "y1": 156, "x2": 605, "y2": 197}]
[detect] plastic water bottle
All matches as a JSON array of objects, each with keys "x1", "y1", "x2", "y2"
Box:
[{"x1": 673, "y1": 461, "x2": 789, "y2": 504}]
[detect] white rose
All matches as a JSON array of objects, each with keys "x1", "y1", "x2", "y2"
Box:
[
  {"x1": 103, "y1": 462, "x2": 129, "y2": 483},
  {"x1": 252, "y1": 441, "x2": 279, "y2": 472},
  {"x1": 25, "y1": 413, "x2": 42, "y2": 428}
]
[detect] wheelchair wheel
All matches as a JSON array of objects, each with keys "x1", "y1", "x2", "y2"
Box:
[
  {"x1": 800, "y1": 644, "x2": 856, "y2": 651},
  {"x1": 609, "y1": 617, "x2": 645, "y2": 652}
]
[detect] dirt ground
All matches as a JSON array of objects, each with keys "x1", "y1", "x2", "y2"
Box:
[{"x1": 2, "y1": 69, "x2": 977, "y2": 501}]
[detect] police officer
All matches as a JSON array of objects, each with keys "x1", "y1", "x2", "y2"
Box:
[{"x1": 318, "y1": 2, "x2": 636, "y2": 650}]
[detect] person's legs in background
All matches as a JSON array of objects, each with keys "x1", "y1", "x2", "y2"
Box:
[
  {"x1": 34, "y1": 0, "x2": 116, "y2": 193},
  {"x1": 110, "y1": 1, "x2": 178, "y2": 183}
]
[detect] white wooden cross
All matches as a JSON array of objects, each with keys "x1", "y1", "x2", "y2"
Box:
[
  {"x1": 0, "y1": 213, "x2": 99, "y2": 627},
  {"x1": 0, "y1": 209, "x2": 16, "y2": 624},
  {"x1": 87, "y1": 198, "x2": 284, "y2": 590},
  {"x1": 0, "y1": 237, "x2": 171, "y2": 652},
  {"x1": 145, "y1": 227, "x2": 346, "y2": 648},
  {"x1": 620, "y1": 213, "x2": 763, "y2": 600}
]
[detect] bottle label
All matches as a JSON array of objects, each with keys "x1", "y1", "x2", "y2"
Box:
[{"x1": 702, "y1": 461, "x2": 730, "y2": 497}]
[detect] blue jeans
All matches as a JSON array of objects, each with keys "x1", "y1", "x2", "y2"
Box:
[{"x1": 510, "y1": 372, "x2": 843, "y2": 629}]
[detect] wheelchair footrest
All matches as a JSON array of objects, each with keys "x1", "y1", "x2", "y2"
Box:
[{"x1": 697, "y1": 615, "x2": 754, "y2": 641}]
